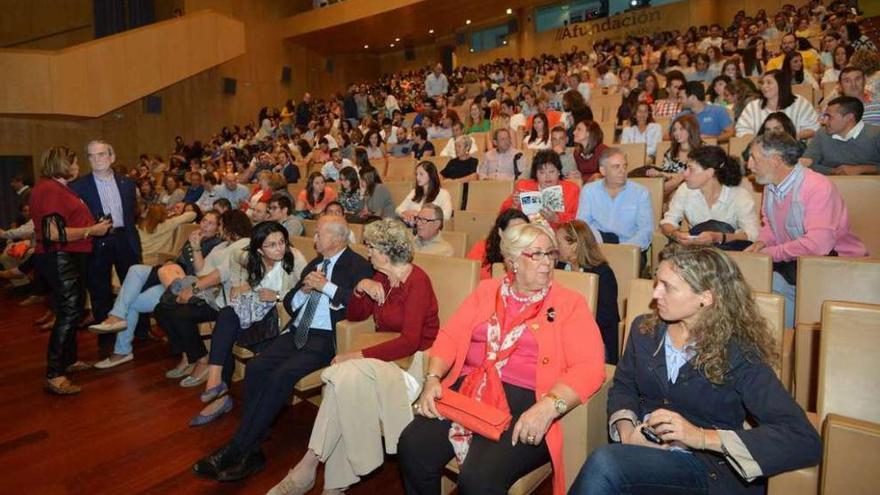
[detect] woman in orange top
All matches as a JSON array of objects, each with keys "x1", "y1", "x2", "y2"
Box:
[
  {"x1": 400, "y1": 223, "x2": 606, "y2": 495},
  {"x1": 499, "y1": 150, "x2": 581, "y2": 229},
  {"x1": 466, "y1": 208, "x2": 529, "y2": 280},
  {"x1": 295, "y1": 172, "x2": 338, "y2": 218}
]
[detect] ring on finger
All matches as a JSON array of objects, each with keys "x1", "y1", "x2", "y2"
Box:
[{"x1": 527, "y1": 434, "x2": 536, "y2": 443}]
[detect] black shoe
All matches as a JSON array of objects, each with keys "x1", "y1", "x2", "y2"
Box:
[
  {"x1": 192, "y1": 443, "x2": 242, "y2": 480},
  {"x1": 216, "y1": 449, "x2": 266, "y2": 482}
]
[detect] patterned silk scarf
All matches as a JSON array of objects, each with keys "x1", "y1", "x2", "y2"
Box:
[{"x1": 448, "y1": 276, "x2": 549, "y2": 464}]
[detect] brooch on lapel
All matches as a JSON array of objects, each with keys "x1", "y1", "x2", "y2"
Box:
[{"x1": 546, "y1": 307, "x2": 556, "y2": 323}]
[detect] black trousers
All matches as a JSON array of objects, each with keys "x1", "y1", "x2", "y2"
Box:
[
  {"x1": 398, "y1": 381, "x2": 551, "y2": 495},
  {"x1": 153, "y1": 297, "x2": 218, "y2": 363},
  {"x1": 86, "y1": 229, "x2": 140, "y2": 354},
  {"x1": 33, "y1": 252, "x2": 87, "y2": 379},
  {"x1": 231, "y1": 330, "x2": 334, "y2": 453},
  {"x1": 209, "y1": 307, "x2": 275, "y2": 385}
]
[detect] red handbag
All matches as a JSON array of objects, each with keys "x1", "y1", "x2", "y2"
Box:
[{"x1": 436, "y1": 388, "x2": 512, "y2": 442}]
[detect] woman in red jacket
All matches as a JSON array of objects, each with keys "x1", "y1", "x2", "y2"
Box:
[{"x1": 400, "y1": 223, "x2": 606, "y2": 495}]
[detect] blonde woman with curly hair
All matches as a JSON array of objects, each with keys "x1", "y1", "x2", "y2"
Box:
[
  {"x1": 570, "y1": 243, "x2": 821, "y2": 495},
  {"x1": 268, "y1": 218, "x2": 440, "y2": 495}
]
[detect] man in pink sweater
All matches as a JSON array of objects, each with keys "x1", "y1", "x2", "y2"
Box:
[{"x1": 745, "y1": 132, "x2": 867, "y2": 327}]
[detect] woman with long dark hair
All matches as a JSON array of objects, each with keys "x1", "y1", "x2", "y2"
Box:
[
  {"x1": 337, "y1": 167, "x2": 364, "y2": 218},
  {"x1": 31, "y1": 147, "x2": 113, "y2": 394},
  {"x1": 189, "y1": 221, "x2": 306, "y2": 426},
  {"x1": 394, "y1": 161, "x2": 452, "y2": 224},
  {"x1": 466, "y1": 208, "x2": 529, "y2": 279},
  {"x1": 782, "y1": 52, "x2": 819, "y2": 91},
  {"x1": 295, "y1": 172, "x2": 338, "y2": 218},
  {"x1": 359, "y1": 166, "x2": 395, "y2": 219},
  {"x1": 661, "y1": 146, "x2": 759, "y2": 251},
  {"x1": 653, "y1": 114, "x2": 703, "y2": 195},
  {"x1": 573, "y1": 119, "x2": 608, "y2": 182},
  {"x1": 524, "y1": 113, "x2": 551, "y2": 149},
  {"x1": 735, "y1": 70, "x2": 819, "y2": 139}
]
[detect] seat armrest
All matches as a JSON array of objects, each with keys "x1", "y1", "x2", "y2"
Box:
[
  {"x1": 562, "y1": 364, "x2": 616, "y2": 492},
  {"x1": 781, "y1": 328, "x2": 795, "y2": 392},
  {"x1": 767, "y1": 466, "x2": 819, "y2": 495},
  {"x1": 335, "y1": 319, "x2": 376, "y2": 354}
]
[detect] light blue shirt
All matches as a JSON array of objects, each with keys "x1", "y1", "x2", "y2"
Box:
[
  {"x1": 289, "y1": 248, "x2": 344, "y2": 331},
  {"x1": 94, "y1": 174, "x2": 125, "y2": 227},
  {"x1": 213, "y1": 183, "x2": 251, "y2": 209},
  {"x1": 576, "y1": 180, "x2": 654, "y2": 250},
  {"x1": 663, "y1": 331, "x2": 696, "y2": 384},
  {"x1": 676, "y1": 104, "x2": 732, "y2": 137}
]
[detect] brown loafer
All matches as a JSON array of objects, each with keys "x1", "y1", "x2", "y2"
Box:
[{"x1": 44, "y1": 378, "x2": 82, "y2": 395}]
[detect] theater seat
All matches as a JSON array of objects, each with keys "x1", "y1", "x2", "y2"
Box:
[
  {"x1": 727, "y1": 251, "x2": 772, "y2": 293},
  {"x1": 621, "y1": 278, "x2": 655, "y2": 351},
  {"x1": 440, "y1": 230, "x2": 468, "y2": 257},
  {"x1": 828, "y1": 176, "x2": 880, "y2": 258},
  {"x1": 793, "y1": 257, "x2": 880, "y2": 409},
  {"x1": 770, "y1": 301, "x2": 880, "y2": 495},
  {"x1": 464, "y1": 180, "x2": 514, "y2": 212},
  {"x1": 450, "y1": 209, "x2": 496, "y2": 253}
]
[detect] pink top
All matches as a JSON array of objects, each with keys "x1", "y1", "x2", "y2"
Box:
[
  {"x1": 758, "y1": 167, "x2": 868, "y2": 261},
  {"x1": 460, "y1": 298, "x2": 539, "y2": 390}
]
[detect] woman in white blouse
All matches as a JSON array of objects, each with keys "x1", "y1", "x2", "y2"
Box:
[
  {"x1": 620, "y1": 102, "x2": 663, "y2": 161},
  {"x1": 821, "y1": 45, "x2": 850, "y2": 84},
  {"x1": 660, "y1": 146, "x2": 759, "y2": 250},
  {"x1": 523, "y1": 112, "x2": 552, "y2": 150},
  {"x1": 395, "y1": 161, "x2": 453, "y2": 225},
  {"x1": 735, "y1": 70, "x2": 819, "y2": 139}
]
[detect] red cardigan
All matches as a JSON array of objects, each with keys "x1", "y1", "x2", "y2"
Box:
[
  {"x1": 346, "y1": 266, "x2": 440, "y2": 361},
  {"x1": 498, "y1": 179, "x2": 581, "y2": 229},
  {"x1": 428, "y1": 278, "x2": 606, "y2": 495}
]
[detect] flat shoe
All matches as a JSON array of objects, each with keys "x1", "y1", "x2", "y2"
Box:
[
  {"x1": 200, "y1": 382, "x2": 229, "y2": 404},
  {"x1": 19, "y1": 295, "x2": 45, "y2": 307},
  {"x1": 180, "y1": 368, "x2": 209, "y2": 388},
  {"x1": 165, "y1": 363, "x2": 194, "y2": 379},
  {"x1": 189, "y1": 396, "x2": 234, "y2": 427},
  {"x1": 94, "y1": 354, "x2": 133, "y2": 369},
  {"x1": 265, "y1": 468, "x2": 315, "y2": 495},
  {"x1": 89, "y1": 320, "x2": 128, "y2": 333},
  {"x1": 44, "y1": 379, "x2": 81, "y2": 395}
]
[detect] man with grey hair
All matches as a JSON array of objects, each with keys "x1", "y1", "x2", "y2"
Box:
[
  {"x1": 575, "y1": 147, "x2": 653, "y2": 269},
  {"x1": 71, "y1": 140, "x2": 142, "y2": 355},
  {"x1": 414, "y1": 204, "x2": 454, "y2": 257},
  {"x1": 193, "y1": 214, "x2": 372, "y2": 481},
  {"x1": 745, "y1": 131, "x2": 867, "y2": 328}
]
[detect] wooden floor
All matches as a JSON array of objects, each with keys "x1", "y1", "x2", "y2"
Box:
[{"x1": 0, "y1": 287, "x2": 552, "y2": 494}]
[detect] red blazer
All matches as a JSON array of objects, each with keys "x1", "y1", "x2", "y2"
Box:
[
  {"x1": 499, "y1": 179, "x2": 581, "y2": 229},
  {"x1": 429, "y1": 278, "x2": 606, "y2": 495}
]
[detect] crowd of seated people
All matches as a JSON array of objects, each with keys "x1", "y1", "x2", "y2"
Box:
[{"x1": 4, "y1": 1, "x2": 879, "y2": 493}]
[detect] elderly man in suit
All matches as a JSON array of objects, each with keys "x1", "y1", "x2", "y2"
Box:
[
  {"x1": 70, "y1": 140, "x2": 142, "y2": 356},
  {"x1": 193, "y1": 214, "x2": 373, "y2": 482}
]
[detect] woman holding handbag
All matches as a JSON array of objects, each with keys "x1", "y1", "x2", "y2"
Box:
[
  {"x1": 398, "y1": 223, "x2": 606, "y2": 495},
  {"x1": 190, "y1": 220, "x2": 306, "y2": 426},
  {"x1": 267, "y1": 218, "x2": 440, "y2": 495}
]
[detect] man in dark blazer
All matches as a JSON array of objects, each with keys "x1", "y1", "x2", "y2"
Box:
[
  {"x1": 70, "y1": 140, "x2": 142, "y2": 355},
  {"x1": 193, "y1": 214, "x2": 372, "y2": 482}
]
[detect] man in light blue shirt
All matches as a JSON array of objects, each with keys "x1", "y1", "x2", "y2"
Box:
[
  {"x1": 213, "y1": 172, "x2": 251, "y2": 209},
  {"x1": 678, "y1": 81, "x2": 734, "y2": 140},
  {"x1": 425, "y1": 63, "x2": 449, "y2": 98},
  {"x1": 576, "y1": 148, "x2": 654, "y2": 266}
]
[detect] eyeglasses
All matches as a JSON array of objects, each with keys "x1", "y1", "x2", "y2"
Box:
[
  {"x1": 414, "y1": 216, "x2": 440, "y2": 224},
  {"x1": 261, "y1": 241, "x2": 287, "y2": 250},
  {"x1": 521, "y1": 250, "x2": 559, "y2": 262}
]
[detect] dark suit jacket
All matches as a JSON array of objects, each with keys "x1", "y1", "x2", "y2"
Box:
[
  {"x1": 70, "y1": 172, "x2": 141, "y2": 258},
  {"x1": 283, "y1": 247, "x2": 373, "y2": 331},
  {"x1": 611, "y1": 316, "x2": 822, "y2": 494}
]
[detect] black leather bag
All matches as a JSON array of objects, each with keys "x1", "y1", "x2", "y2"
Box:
[{"x1": 236, "y1": 305, "x2": 280, "y2": 348}]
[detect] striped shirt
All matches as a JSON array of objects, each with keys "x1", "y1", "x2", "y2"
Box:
[
  {"x1": 735, "y1": 95, "x2": 819, "y2": 137},
  {"x1": 94, "y1": 173, "x2": 125, "y2": 227}
]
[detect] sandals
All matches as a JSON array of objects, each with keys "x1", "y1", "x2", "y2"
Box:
[{"x1": 44, "y1": 378, "x2": 82, "y2": 395}]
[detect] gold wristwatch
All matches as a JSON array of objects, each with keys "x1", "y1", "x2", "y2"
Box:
[{"x1": 544, "y1": 392, "x2": 568, "y2": 416}]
